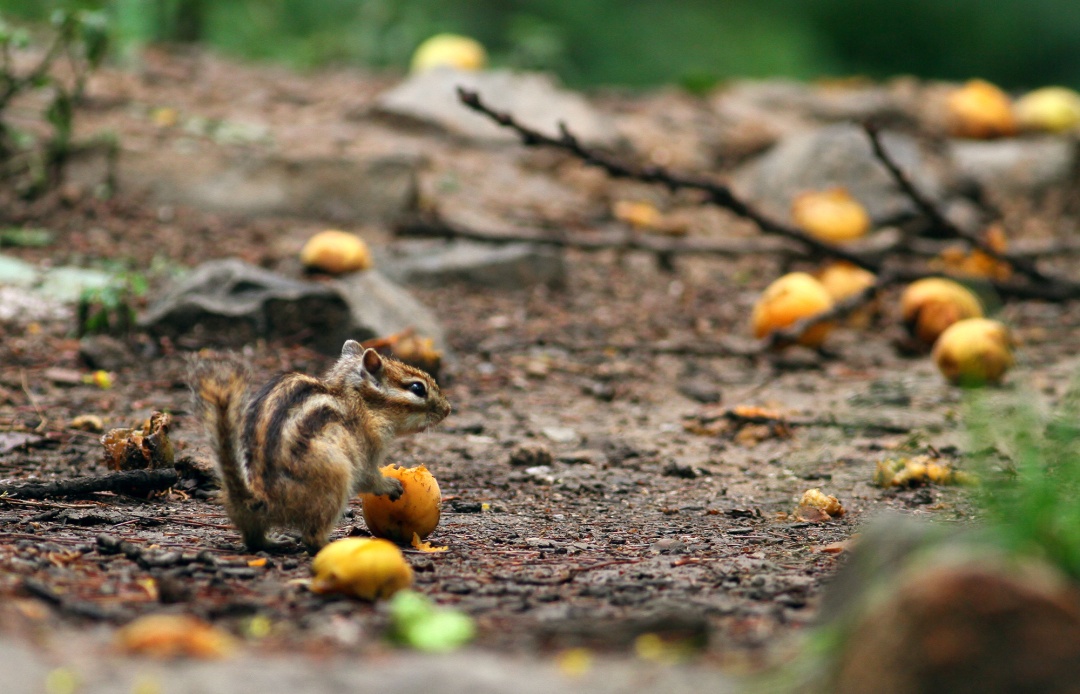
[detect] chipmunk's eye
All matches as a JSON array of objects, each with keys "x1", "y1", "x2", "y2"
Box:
[{"x1": 407, "y1": 381, "x2": 428, "y2": 398}]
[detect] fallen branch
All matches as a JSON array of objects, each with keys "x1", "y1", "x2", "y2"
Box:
[
  {"x1": 457, "y1": 87, "x2": 881, "y2": 273},
  {"x1": 0, "y1": 468, "x2": 179, "y2": 499},
  {"x1": 396, "y1": 213, "x2": 800, "y2": 258}
]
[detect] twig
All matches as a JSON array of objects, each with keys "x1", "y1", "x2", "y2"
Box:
[
  {"x1": 0, "y1": 468, "x2": 180, "y2": 499},
  {"x1": 457, "y1": 87, "x2": 881, "y2": 273},
  {"x1": 397, "y1": 213, "x2": 799, "y2": 258},
  {"x1": 864, "y1": 122, "x2": 1071, "y2": 290}
]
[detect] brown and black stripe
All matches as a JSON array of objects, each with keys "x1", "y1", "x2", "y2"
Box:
[{"x1": 241, "y1": 373, "x2": 351, "y2": 494}]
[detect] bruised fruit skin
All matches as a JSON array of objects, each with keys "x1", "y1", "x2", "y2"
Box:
[
  {"x1": 932, "y1": 318, "x2": 1014, "y2": 386},
  {"x1": 361, "y1": 464, "x2": 441, "y2": 544},
  {"x1": 311, "y1": 537, "x2": 414, "y2": 600},
  {"x1": 946, "y1": 79, "x2": 1017, "y2": 139},
  {"x1": 900, "y1": 278, "x2": 984, "y2": 347},
  {"x1": 791, "y1": 188, "x2": 871, "y2": 243},
  {"x1": 751, "y1": 272, "x2": 834, "y2": 348}
]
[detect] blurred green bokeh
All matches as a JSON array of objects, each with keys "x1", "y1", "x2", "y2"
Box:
[{"x1": 3, "y1": 0, "x2": 1078, "y2": 90}]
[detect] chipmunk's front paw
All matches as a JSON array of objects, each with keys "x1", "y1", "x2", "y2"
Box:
[{"x1": 375, "y1": 476, "x2": 404, "y2": 501}]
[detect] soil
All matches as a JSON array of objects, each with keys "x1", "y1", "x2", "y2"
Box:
[{"x1": 2, "y1": 47, "x2": 1080, "y2": 685}]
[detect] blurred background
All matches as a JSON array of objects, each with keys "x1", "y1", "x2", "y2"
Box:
[{"x1": 1, "y1": 0, "x2": 1078, "y2": 91}]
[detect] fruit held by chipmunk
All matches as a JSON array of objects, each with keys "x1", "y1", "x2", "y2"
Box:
[
  {"x1": 1015, "y1": 86, "x2": 1080, "y2": 133},
  {"x1": 361, "y1": 464, "x2": 441, "y2": 544},
  {"x1": 300, "y1": 230, "x2": 372, "y2": 274},
  {"x1": 946, "y1": 79, "x2": 1017, "y2": 139},
  {"x1": 900, "y1": 278, "x2": 984, "y2": 347},
  {"x1": 410, "y1": 34, "x2": 487, "y2": 73},
  {"x1": 932, "y1": 318, "x2": 1014, "y2": 386},
  {"x1": 751, "y1": 272, "x2": 835, "y2": 348},
  {"x1": 791, "y1": 188, "x2": 871, "y2": 243},
  {"x1": 311, "y1": 537, "x2": 414, "y2": 600}
]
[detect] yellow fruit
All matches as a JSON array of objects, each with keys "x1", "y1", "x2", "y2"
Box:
[
  {"x1": 361, "y1": 464, "x2": 442, "y2": 544},
  {"x1": 798, "y1": 488, "x2": 845, "y2": 518},
  {"x1": 932, "y1": 318, "x2": 1014, "y2": 387},
  {"x1": 300, "y1": 230, "x2": 372, "y2": 274},
  {"x1": 751, "y1": 272, "x2": 835, "y2": 348},
  {"x1": 791, "y1": 188, "x2": 871, "y2": 243},
  {"x1": 410, "y1": 34, "x2": 487, "y2": 73},
  {"x1": 816, "y1": 262, "x2": 878, "y2": 328},
  {"x1": 116, "y1": 615, "x2": 235, "y2": 659},
  {"x1": 1015, "y1": 86, "x2": 1080, "y2": 133},
  {"x1": 310, "y1": 537, "x2": 414, "y2": 600},
  {"x1": 900, "y1": 278, "x2": 984, "y2": 347},
  {"x1": 946, "y1": 79, "x2": 1017, "y2": 139}
]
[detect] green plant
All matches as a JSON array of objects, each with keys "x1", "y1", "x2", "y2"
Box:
[
  {"x1": 0, "y1": 9, "x2": 108, "y2": 197},
  {"x1": 76, "y1": 270, "x2": 146, "y2": 336},
  {"x1": 966, "y1": 385, "x2": 1080, "y2": 579}
]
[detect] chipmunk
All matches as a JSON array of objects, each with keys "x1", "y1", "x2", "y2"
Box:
[{"x1": 191, "y1": 340, "x2": 450, "y2": 552}]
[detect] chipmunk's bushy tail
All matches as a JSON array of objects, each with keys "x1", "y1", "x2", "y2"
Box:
[{"x1": 190, "y1": 354, "x2": 256, "y2": 506}]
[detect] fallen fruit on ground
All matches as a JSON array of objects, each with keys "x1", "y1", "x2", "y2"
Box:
[
  {"x1": 1015, "y1": 86, "x2": 1080, "y2": 133},
  {"x1": 100, "y1": 411, "x2": 174, "y2": 471},
  {"x1": 751, "y1": 272, "x2": 834, "y2": 348},
  {"x1": 116, "y1": 614, "x2": 235, "y2": 659},
  {"x1": 816, "y1": 261, "x2": 878, "y2": 327},
  {"x1": 796, "y1": 488, "x2": 846, "y2": 522},
  {"x1": 932, "y1": 317, "x2": 1014, "y2": 386},
  {"x1": 874, "y1": 455, "x2": 977, "y2": 487},
  {"x1": 791, "y1": 187, "x2": 870, "y2": 243},
  {"x1": 361, "y1": 464, "x2": 442, "y2": 544},
  {"x1": 410, "y1": 33, "x2": 487, "y2": 73},
  {"x1": 389, "y1": 590, "x2": 476, "y2": 652},
  {"x1": 946, "y1": 79, "x2": 1017, "y2": 139},
  {"x1": 299, "y1": 229, "x2": 372, "y2": 274},
  {"x1": 900, "y1": 277, "x2": 984, "y2": 347},
  {"x1": 310, "y1": 537, "x2": 414, "y2": 600}
]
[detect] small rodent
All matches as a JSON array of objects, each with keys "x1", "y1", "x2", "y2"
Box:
[{"x1": 191, "y1": 340, "x2": 451, "y2": 552}]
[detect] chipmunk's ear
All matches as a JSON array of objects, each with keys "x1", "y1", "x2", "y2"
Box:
[
  {"x1": 342, "y1": 340, "x2": 362, "y2": 357},
  {"x1": 361, "y1": 348, "x2": 384, "y2": 378}
]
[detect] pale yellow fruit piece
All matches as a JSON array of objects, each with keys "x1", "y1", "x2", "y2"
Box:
[
  {"x1": 613, "y1": 200, "x2": 663, "y2": 229},
  {"x1": 116, "y1": 614, "x2": 235, "y2": 659},
  {"x1": 900, "y1": 278, "x2": 984, "y2": 346},
  {"x1": 798, "y1": 488, "x2": 845, "y2": 517},
  {"x1": 300, "y1": 230, "x2": 372, "y2": 274},
  {"x1": 310, "y1": 537, "x2": 414, "y2": 600},
  {"x1": 1015, "y1": 86, "x2": 1080, "y2": 133},
  {"x1": 751, "y1": 272, "x2": 834, "y2": 348},
  {"x1": 816, "y1": 262, "x2": 876, "y2": 301},
  {"x1": 946, "y1": 79, "x2": 1017, "y2": 139},
  {"x1": 410, "y1": 33, "x2": 487, "y2": 73},
  {"x1": 932, "y1": 317, "x2": 1014, "y2": 386},
  {"x1": 791, "y1": 188, "x2": 871, "y2": 242},
  {"x1": 361, "y1": 464, "x2": 442, "y2": 544}
]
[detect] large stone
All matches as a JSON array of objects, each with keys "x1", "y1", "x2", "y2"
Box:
[
  {"x1": 332, "y1": 270, "x2": 448, "y2": 353},
  {"x1": 949, "y1": 136, "x2": 1077, "y2": 196},
  {"x1": 380, "y1": 241, "x2": 565, "y2": 290},
  {"x1": 139, "y1": 259, "x2": 354, "y2": 353},
  {"x1": 68, "y1": 147, "x2": 419, "y2": 224},
  {"x1": 731, "y1": 123, "x2": 944, "y2": 225},
  {"x1": 374, "y1": 69, "x2": 618, "y2": 145}
]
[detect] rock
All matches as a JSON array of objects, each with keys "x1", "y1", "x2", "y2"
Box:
[
  {"x1": 139, "y1": 259, "x2": 354, "y2": 353},
  {"x1": 79, "y1": 335, "x2": 132, "y2": 371},
  {"x1": 380, "y1": 241, "x2": 565, "y2": 290},
  {"x1": 331, "y1": 270, "x2": 448, "y2": 353},
  {"x1": 732, "y1": 124, "x2": 943, "y2": 225},
  {"x1": 509, "y1": 442, "x2": 554, "y2": 468},
  {"x1": 68, "y1": 147, "x2": 419, "y2": 224},
  {"x1": 374, "y1": 69, "x2": 618, "y2": 145},
  {"x1": 949, "y1": 136, "x2": 1077, "y2": 195}
]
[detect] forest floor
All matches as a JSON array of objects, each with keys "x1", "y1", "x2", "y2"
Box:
[{"x1": 2, "y1": 47, "x2": 1079, "y2": 692}]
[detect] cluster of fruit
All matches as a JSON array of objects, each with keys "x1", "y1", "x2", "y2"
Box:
[{"x1": 751, "y1": 189, "x2": 1013, "y2": 387}]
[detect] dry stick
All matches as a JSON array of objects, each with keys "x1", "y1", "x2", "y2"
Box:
[
  {"x1": 0, "y1": 468, "x2": 179, "y2": 500},
  {"x1": 863, "y1": 122, "x2": 1080, "y2": 300},
  {"x1": 456, "y1": 87, "x2": 881, "y2": 274},
  {"x1": 396, "y1": 215, "x2": 799, "y2": 259}
]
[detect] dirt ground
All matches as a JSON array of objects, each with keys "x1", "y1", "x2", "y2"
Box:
[{"x1": 2, "y1": 48, "x2": 1080, "y2": 687}]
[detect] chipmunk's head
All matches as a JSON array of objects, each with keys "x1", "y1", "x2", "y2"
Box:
[{"x1": 333, "y1": 339, "x2": 450, "y2": 434}]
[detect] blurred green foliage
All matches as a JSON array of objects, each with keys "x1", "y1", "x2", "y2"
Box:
[{"x1": 2, "y1": 0, "x2": 1078, "y2": 90}]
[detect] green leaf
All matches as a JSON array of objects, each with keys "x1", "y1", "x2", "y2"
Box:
[{"x1": 0, "y1": 227, "x2": 54, "y2": 248}]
